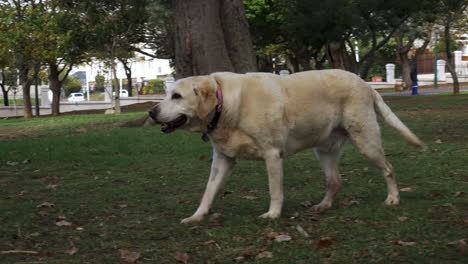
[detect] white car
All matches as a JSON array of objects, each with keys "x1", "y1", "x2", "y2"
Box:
[
  {"x1": 112, "y1": 90, "x2": 129, "y2": 98},
  {"x1": 120, "y1": 89, "x2": 129, "y2": 97},
  {"x1": 68, "y1": 93, "x2": 85, "y2": 102}
]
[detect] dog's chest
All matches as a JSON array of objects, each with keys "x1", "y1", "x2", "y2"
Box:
[{"x1": 210, "y1": 128, "x2": 262, "y2": 160}]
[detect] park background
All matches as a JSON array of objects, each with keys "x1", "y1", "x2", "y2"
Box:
[{"x1": 1, "y1": 0, "x2": 467, "y2": 263}]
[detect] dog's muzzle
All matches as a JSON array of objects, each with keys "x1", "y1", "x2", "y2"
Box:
[
  {"x1": 148, "y1": 105, "x2": 187, "y2": 133},
  {"x1": 148, "y1": 105, "x2": 160, "y2": 123}
]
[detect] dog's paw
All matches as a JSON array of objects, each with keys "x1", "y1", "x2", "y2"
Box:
[
  {"x1": 383, "y1": 195, "x2": 400, "y2": 205},
  {"x1": 311, "y1": 202, "x2": 332, "y2": 212},
  {"x1": 180, "y1": 215, "x2": 204, "y2": 224},
  {"x1": 258, "y1": 211, "x2": 281, "y2": 219}
]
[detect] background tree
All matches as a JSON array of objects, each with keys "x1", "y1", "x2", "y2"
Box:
[
  {"x1": 62, "y1": 75, "x2": 83, "y2": 95},
  {"x1": 116, "y1": 51, "x2": 135, "y2": 97},
  {"x1": 439, "y1": 0, "x2": 467, "y2": 95},
  {"x1": 0, "y1": 46, "x2": 14, "y2": 106},
  {"x1": 172, "y1": 0, "x2": 257, "y2": 78},
  {"x1": 0, "y1": 0, "x2": 45, "y2": 118},
  {"x1": 394, "y1": 20, "x2": 435, "y2": 89},
  {"x1": 42, "y1": 0, "x2": 90, "y2": 116}
]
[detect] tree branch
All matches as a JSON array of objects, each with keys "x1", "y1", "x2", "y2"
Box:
[{"x1": 132, "y1": 47, "x2": 159, "y2": 59}]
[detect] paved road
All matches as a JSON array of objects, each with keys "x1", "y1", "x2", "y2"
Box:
[{"x1": 381, "y1": 86, "x2": 468, "y2": 96}]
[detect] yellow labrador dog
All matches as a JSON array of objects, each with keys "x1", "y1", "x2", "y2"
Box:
[{"x1": 148, "y1": 70, "x2": 424, "y2": 224}]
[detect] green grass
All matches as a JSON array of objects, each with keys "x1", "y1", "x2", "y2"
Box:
[{"x1": 1, "y1": 95, "x2": 467, "y2": 263}]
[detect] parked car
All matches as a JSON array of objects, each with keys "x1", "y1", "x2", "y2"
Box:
[
  {"x1": 120, "y1": 89, "x2": 129, "y2": 97},
  {"x1": 112, "y1": 89, "x2": 129, "y2": 98},
  {"x1": 68, "y1": 93, "x2": 85, "y2": 102}
]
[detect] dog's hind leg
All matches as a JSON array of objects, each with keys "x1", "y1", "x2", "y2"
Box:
[
  {"x1": 312, "y1": 128, "x2": 347, "y2": 212},
  {"x1": 181, "y1": 150, "x2": 236, "y2": 224},
  {"x1": 345, "y1": 116, "x2": 399, "y2": 206}
]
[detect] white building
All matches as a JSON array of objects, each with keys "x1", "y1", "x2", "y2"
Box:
[{"x1": 71, "y1": 49, "x2": 172, "y2": 93}]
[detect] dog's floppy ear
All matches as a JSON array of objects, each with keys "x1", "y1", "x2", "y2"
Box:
[{"x1": 193, "y1": 78, "x2": 217, "y2": 119}]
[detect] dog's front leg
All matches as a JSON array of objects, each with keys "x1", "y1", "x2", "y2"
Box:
[
  {"x1": 259, "y1": 150, "x2": 284, "y2": 219},
  {"x1": 181, "y1": 150, "x2": 235, "y2": 224}
]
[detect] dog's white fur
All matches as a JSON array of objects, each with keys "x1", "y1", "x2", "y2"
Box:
[{"x1": 150, "y1": 70, "x2": 424, "y2": 223}]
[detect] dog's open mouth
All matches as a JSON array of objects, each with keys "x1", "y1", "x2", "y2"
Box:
[{"x1": 160, "y1": 115, "x2": 187, "y2": 133}]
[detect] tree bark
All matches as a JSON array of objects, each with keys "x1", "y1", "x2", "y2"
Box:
[
  {"x1": 48, "y1": 60, "x2": 73, "y2": 116},
  {"x1": 326, "y1": 41, "x2": 353, "y2": 72},
  {"x1": 444, "y1": 23, "x2": 459, "y2": 95},
  {"x1": 399, "y1": 53, "x2": 412, "y2": 89},
  {"x1": 48, "y1": 61, "x2": 61, "y2": 116},
  {"x1": 117, "y1": 57, "x2": 133, "y2": 96},
  {"x1": 19, "y1": 64, "x2": 33, "y2": 118},
  {"x1": 219, "y1": 0, "x2": 257, "y2": 73},
  {"x1": 172, "y1": 0, "x2": 257, "y2": 79},
  {"x1": 1, "y1": 70, "x2": 9, "y2": 106}
]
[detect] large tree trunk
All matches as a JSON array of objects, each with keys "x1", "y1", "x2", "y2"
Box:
[
  {"x1": 0, "y1": 70, "x2": 9, "y2": 106},
  {"x1": 1, "y1": 85, "x2": 8, "y2": 106},
  {"x1": 219, "y1": 0, "x2": 257, "y2": 73},
  {"x1": 399, "y1": 52, "x2": 412, "y2": 90},
  {"x1": 444, "y1": 24, "x2": 459, "y2": 95},
  {"x1": 326, "y1": 41, "x2": 353, "y2": 72},
  {"x1": 118, "y1": 58, "x2": 133, "y2": 97},
  {"x1": 19, "y1": 64, "x2": 33, "y2": 118},
  {"x1": 124, "y1": 64, "x2": 133, "y2": 97},
  {"x1": 48, "y1": 61, "x2": 62, "y2": 116},
  {"x1": 172, "y1": 0, "x2": 257, "y2": 79}
]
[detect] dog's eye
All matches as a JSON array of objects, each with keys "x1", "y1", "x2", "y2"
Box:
[{"x1": 172, "y1": 93, "x2": 182, "y2": 100}]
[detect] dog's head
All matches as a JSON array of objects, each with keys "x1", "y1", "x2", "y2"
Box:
[{"x1": 148, "y1": 75, "x2": 219, "y2": 133}]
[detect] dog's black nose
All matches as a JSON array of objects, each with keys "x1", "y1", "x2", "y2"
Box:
[
  {"x1": 148, "y1": 110, "x2": 156, "y2": 120},
  {"x1": 148, "y1": 105, "x2": 160, "y2": 121}
]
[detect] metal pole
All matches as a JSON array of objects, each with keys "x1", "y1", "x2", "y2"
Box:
[
  {"x1": 34, "y1": 78, "x2": 40, "y2": 117},
  {"x1": 433, "y1": 29, "x2": 439, "y2": 89}
]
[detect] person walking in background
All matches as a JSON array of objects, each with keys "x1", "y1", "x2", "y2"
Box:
[{"x1": 410, "y1": 62, "x2": 419, "y2": 95}]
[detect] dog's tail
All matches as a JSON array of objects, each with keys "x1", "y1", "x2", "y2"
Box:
[{"x1": 371, "y1": 89, "x2": 425, "y2": 148}]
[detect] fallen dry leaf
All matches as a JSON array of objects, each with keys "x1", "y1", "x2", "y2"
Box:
[
  {"x1": 397, "y1": 216, "x2": 409, "y2": 222},
  {"x1": 400, "y1": 187, "x2": 412, "y2": 192},
  {"x1": 453, "y1": 191, "x2": 464, "y2": 197},
  {"x1": 397, "y1": 240, "x2": 416, "y2": 246},
  {"x1": 340, "y1": 198, "x2": 360, "y2": 206},
  {"x1": 296, "y1": 225, "x2": 310, "y2": 238},
  {"x1": 233, "y1": 256, "x2": 245, "y2": 262},
  {"x1": 120, "y1": 249, "x2": 141, "y2": 263},
  {"x1": 241, "y1": 195, "x2": 258, "y2": 200},
  {"x1": 38, "y1": 210, "x2": 49, "y2": 217},
  {"x1": 266, "y1": 232, "x2": 279, "y2": 239},
  {"x1": 29, "y1": 232, "x2": 40, "y2": 237},
  {"x1": 447, "y1": 239, "x2": 467, "y2": 247},
  {"x1": 55, "y1": 220, "x2": 72, "y2": 227},
  {"x1": 175, "y1": 251, "x2": 189, "y2": 264},
  {"x1": 256, "y1": 251, "x2": 273, "y2": 259},
  {"x1": 6, "y1": 161, "x2": 19, "y2": 166},
  {"x1": 275, "y1": 234, "x2": 292, "y2": 242},
  {"x1": 201, "y1": 240, "x2": 217, "y2": 246},
  {"x1": 119, "y1": 204, "x2": 128, "y2": 208},
  {"x1": 208, "y1": 213, "x2": 223, "y2": 222},
  {"x1": 37, "y1": 202, "x2": 55, "y2": 208},
  {"x1": 65, "y1": 246, "x2": 78, "y2": 256},
  {"x1": 315, "y1": 237, "x2": 334, "y2": 250},
  {"x1": 435, "y1": 139, "x2": 442, "y2": 144}
]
